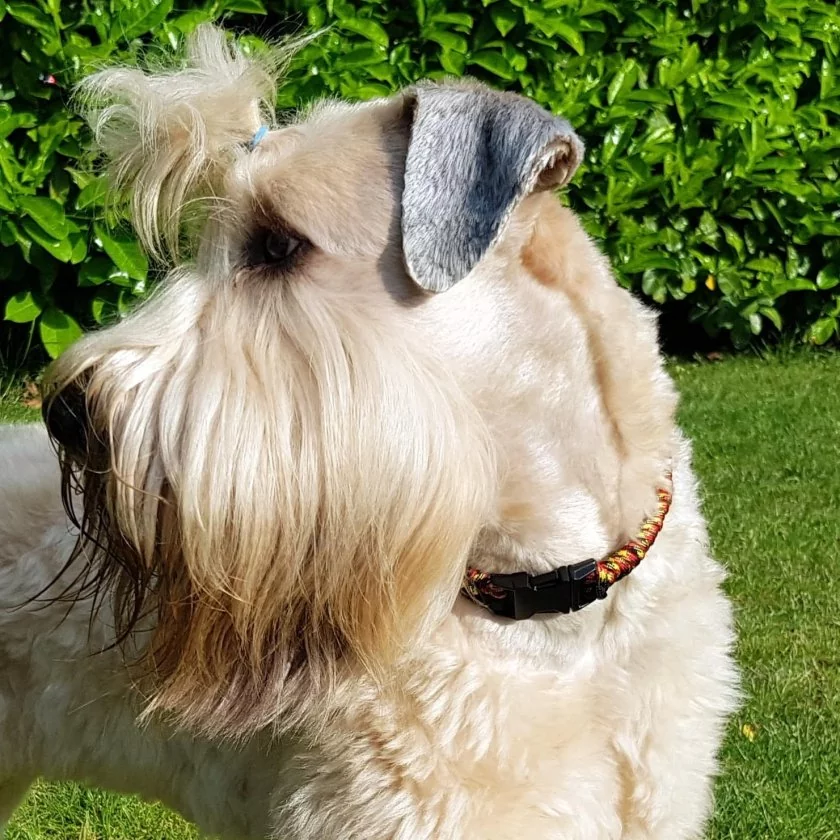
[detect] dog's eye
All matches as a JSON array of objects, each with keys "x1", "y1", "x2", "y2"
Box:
[
  {"x1": 265, "y1": 231, "x2": 301, "y2": 262},
  {"x1": 247, "y1": 229, "x2": 305, "y2": 268}
]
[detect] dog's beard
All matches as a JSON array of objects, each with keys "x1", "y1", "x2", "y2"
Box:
[{"x1": 45, "y1": 271, "x2": 495, "y2": 739}]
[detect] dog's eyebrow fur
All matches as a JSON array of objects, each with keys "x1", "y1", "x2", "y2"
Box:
[{"x1": 250, "y1": 198, "x2": 299, "y2": 239}]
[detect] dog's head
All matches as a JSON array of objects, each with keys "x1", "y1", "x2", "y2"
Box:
[{"x1": 43, "y1": 26, "x2": 671, "y2": 738}]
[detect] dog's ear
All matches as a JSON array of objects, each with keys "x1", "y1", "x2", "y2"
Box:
[{"x1": 400, "y1": 81, "x2": 584, "y2": 293}]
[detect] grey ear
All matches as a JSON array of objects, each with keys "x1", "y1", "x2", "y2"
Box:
[{"x1": 401, "y1": 81, "x2": 584, "y2": 293}]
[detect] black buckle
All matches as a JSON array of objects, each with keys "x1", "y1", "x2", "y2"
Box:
[{"x1": 482, "y1": 559, "x2": 601, "y2": 620}]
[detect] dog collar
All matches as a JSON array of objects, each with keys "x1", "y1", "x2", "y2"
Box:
[{"x1": 462, "y1": 474, "x2": 673, "y2": 620}]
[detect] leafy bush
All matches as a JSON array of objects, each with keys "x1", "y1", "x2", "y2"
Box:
[{"x1": 1, "y1": 0, "x2": 839, "y2": 359}]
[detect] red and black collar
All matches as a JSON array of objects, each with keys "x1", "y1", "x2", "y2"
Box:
[{"x1": 461, "y1": 475, "x2": 673, "y2": 620}]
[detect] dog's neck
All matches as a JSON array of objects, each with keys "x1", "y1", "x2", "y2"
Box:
[
  {"x1": 419, "y1": 195, "x2": 677, "y2": 649},
  {"x1": 425, "y1": 194, "x2": 675, "y2": 568}
]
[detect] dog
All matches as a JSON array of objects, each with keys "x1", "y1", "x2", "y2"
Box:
[{"x1": 0, "y1": 25, "x2": 738, "y2": 840}]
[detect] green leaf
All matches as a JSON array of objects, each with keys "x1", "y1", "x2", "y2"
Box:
[
  {"x1": 0, "y1": 106, "x2": 37, "y2": 141},
  {"x1": 118, "y1": 288, "x2": 136, "y2": 315},
  {"x1": 76, "y1": 177, "x2": 108, "y2": 210},
  {"x1": 39, "y1": 308, "x2": 83, "y2": 358},
  {"x1": 4, "y1": 290, "x2": 43, "y2": 323},
  {"x1": 678, "y1": 43, "x2": 700, "y2": 80},
  {"x1": 428, "y1": 12, "x2": 473, "y2": 28},
  {"x1": 760, "y1": 306, "x2": 783, "y2": 330},
  {"x1": 69, "y1": 235, "x2": 88, "y2": 265},
  {"x1": 698, "y1": 211, "x2": 718, "y2": 242},
  {"x1": 820, "y1": 57, "x2": 834, "y2": 100},
  {"x1": 6, "y1": 1, "x2": 54, "y2": 36},
  {"x1": 607, "y1": 59, "x2": 638, "y2": 106},
  {"x1": 490, "y1": 6, "x2": 519, "y2": 37},
  {"x1": 219, "y1": 0, "x2": 266, "y2": 13},
  {"x1": 785, "y1": 278, "x2": 817, "y2": 293},
  {"x1": 307, "y1": 6, "x2": 326, "y2": 28},
  {"x1": 355, "y1": 83, "x2": 391, "y2": 100},
  {"x1": 337, "y1": 46, "x2": 385, "y2": 68},
  {"x1": 807, "y1": 317, "x2": 836, "y2": 345},
  {"x1": 469, "y1": 50, "x2": 515, "y2": 80},
  {"x1": 601, "y1": 121, "x2": 636, "y2": 164},
  {"x1": 0, "y1": 185, "x2": 13, "y2": 213},
  {"x1": 90, "y1": 288, "x2": 136, "y2": 325},
  {"x1": 2, "y1": 220, "x2": 32, "y2": 262},
  {"x1": 625, "y1": 89, "x2": 672, "y2": 105},
  {"x1": 94, "y1": 224, "x2": 148, "y2": 282},
  {"x1": 20, "y1": 218, "x2": 73, "y2": 263},
  {"x1": 90, "y1": 295, "x2": 109, "y2": 326},
  {"x1": 364, "y1": 63, "x2": 396, "y2": 84},
  {"x1": 549, "y1": 22, "x2": 585, "y2": 56},
  {"x1": 425, "y1": 29, "x2": 469, "y2": 53},
  {"x1": 580, "y1": 0, "x2": 621, "y2": 17},
  {"x1": 699, "y1": 105, "x2": 749, "y2": 123},
  {"x1": 169, "y1": 8, "x2": 213, "y2": 35},
  {"x1": 629, "y1": 255, "x2": 680, "y2": 273},
  {"x1": 641, "y1": 269, "x2": 668, "y2": 303},
  {"x1": 816, "y1": 267, "x2": 840, "y2": 290},
  {"x1": 439, "y1": 50, "x2": 467, "y2": 76},
  {"x1": 91, "y1": 293, "x2": 114, "y2": 326},
  {"x1": 19, "y1": 196, "x2": 69, "y2": 239},
  {"x1": 118, "y1": 0, "x2": 175, "y2": 41},
  {"x1": 79, "y1": 256, "x2": 129, "y2": 287},
  {"x1": 747, "y1": 257, "x2": 784, "y2": 274},
  {"x1": 339, "y1": 19, "x2": 389, "y2": 47},
  {"x1": 504, "y1": 44, "x2": 528, "y2": 72}
]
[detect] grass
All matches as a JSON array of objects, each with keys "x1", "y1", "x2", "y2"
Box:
[
  {"x1": 6, "y1": 786, "x2": 196, "y2": 840},
  {"x1": 674, "y1": 353, "x2": 840, "y2": 840},
  {"x1": 2, "y1": 354, "x2": 840, "y2": 839},
  {"x1": 0, "y1": 381, "x2": 40, "y2": 425}
]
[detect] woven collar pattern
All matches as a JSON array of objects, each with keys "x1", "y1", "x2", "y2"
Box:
[{"x1": 462, "y1": 473, "x2": 673, "y2": 619}]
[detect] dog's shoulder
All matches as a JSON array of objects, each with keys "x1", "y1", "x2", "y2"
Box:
[
  {"x1": 0, "y1": 423, "x2": 67, "y2": 562},
  {"x1": 0, "y1": 423, "x2": 58, "y2": 492}
]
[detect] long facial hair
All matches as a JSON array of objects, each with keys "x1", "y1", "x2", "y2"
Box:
[
  {"x1": 44, "y1": 269, "x2": 495, "y2": 739},
  {"x1": 45, "y1": 24, "x2": 496, "y2": 739}
]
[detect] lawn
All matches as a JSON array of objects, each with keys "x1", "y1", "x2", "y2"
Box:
[{"x1": 2, "y1": 354, "x2": 839, "y2": 839}]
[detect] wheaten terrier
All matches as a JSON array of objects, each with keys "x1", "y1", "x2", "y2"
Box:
[{"x1": 0, "y1": 25, "x2": 738, "y2": 840}]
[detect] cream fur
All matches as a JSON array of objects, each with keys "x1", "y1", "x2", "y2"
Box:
[{"x1": 0, "y1": 26, "x2": 737, "y2": 839}]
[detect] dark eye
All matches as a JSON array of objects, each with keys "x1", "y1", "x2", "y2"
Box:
[
  {"x1": 247, "y1": 228, "x2": 305, "y2": 267},
  {"x1": 265, "y1": 231, "x2": 301, "y2": 261}
]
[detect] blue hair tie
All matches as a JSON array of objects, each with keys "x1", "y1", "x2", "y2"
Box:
[{"x1": 249, "y1": 125, "x2": 269, "y2": 150}]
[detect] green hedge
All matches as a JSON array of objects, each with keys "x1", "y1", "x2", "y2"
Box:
[{"x1": 1, "y1": 0, "x2": 839, "y2": 360}]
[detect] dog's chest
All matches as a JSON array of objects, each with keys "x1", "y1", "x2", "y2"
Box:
[{"x1": 267, "y1": 639, "x2": 643, "y2": 840}]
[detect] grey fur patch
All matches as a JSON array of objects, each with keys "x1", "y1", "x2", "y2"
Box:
[{"x1": 401, "y1": 80, "x2": 584, "y2": 293}]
